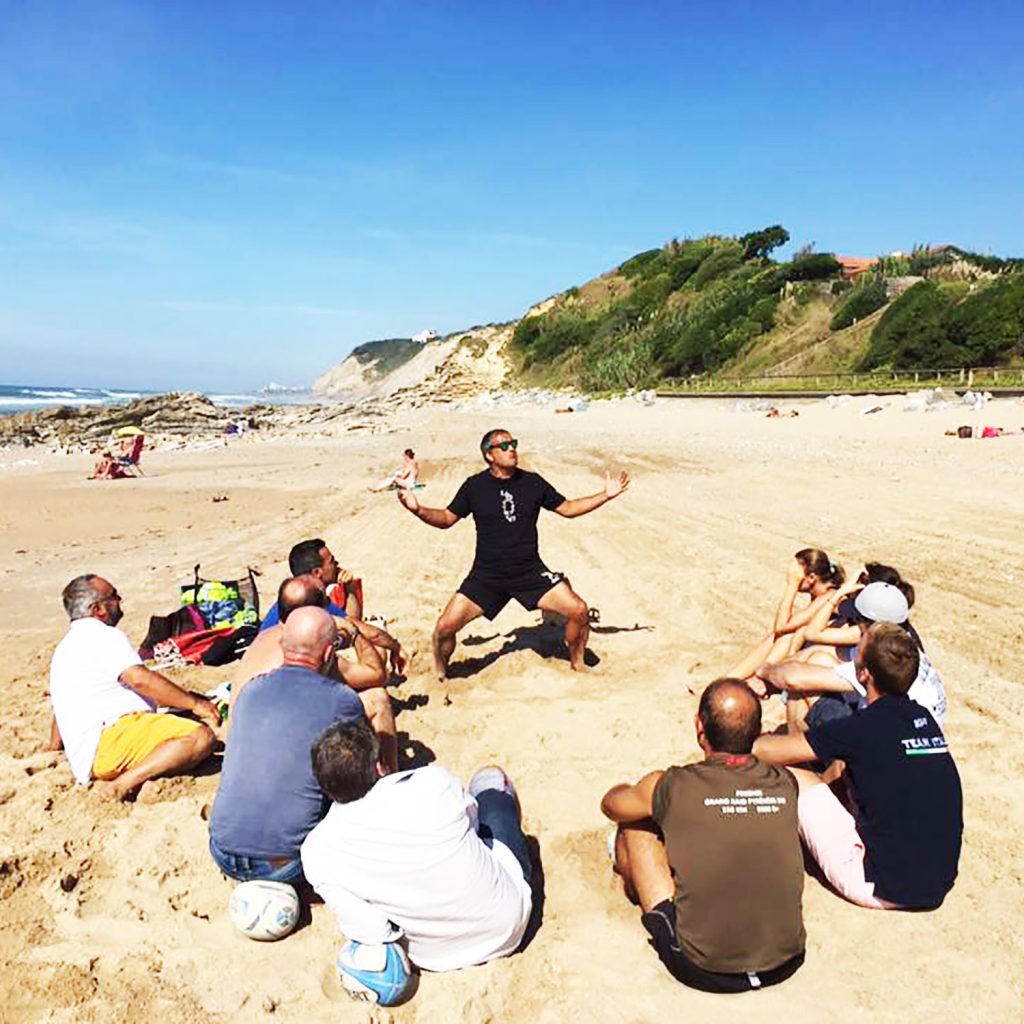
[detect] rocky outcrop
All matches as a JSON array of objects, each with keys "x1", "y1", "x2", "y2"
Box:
[{"x1": 0, "y1": 392, "x2": 243, "y2": 449}]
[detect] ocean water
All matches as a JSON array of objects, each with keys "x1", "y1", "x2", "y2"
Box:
[{"x1": 0, "y1": 384, "x2": 318, "y2": 416}]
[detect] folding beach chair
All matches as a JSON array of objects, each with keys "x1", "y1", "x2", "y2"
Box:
[{"x1": 118, "y1": 433, "x2": 145, "y2": 476}]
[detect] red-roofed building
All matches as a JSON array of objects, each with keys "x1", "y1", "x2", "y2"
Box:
[{"x1": 836, "y1": 255, "x2": 878, "y2": 280}]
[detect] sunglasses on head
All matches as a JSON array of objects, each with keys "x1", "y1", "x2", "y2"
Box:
[{"x1": 489, "y1": 438, "x2": 518, "y2": 451}]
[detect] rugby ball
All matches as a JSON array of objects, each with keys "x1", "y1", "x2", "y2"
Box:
[
  {"x1": 336, "y1": 940, "x2": 414, "y2": 1006},
  {"x1": 228, "y1": 880, "x2": 300, "y2": 941}
]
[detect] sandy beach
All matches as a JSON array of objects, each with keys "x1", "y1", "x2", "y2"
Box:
[{"x1": 2, "y1": 394, "x2": 1023, "y2": 1023}]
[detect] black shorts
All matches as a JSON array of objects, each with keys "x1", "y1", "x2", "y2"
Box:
[
  {"x1": 458, "y1": 563, "x2": 565, "y2": 620},
  {"x1": 641, "y1": 900, "x2": 804, "y2": 994}
]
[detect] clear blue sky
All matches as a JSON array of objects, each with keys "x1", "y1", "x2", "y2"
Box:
[{"x1": 1, "y1": 0, "x2": 1021, "y2": 391}]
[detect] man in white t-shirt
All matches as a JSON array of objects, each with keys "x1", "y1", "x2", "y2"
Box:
[
  {"x1": 301, "y1": 719, "x2": 533, "y2": 973},
  {"x1": 48, "y1": 575, "x2": 221, "y2": 800}
]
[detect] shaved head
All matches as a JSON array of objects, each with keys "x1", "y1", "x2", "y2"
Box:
[
  {"x1": 281, "y1": 606, "x2": 336, "y2": 668},
  {"x1": 697, "y1": 679, "x2": 762, "y2": 754},
  {"x1": 278, "y1": 574, "x2": 327, "y2": 623}
]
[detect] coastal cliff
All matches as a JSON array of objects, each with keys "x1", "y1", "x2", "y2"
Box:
[{"x1": 313, "y1": 323, "x2": 513, "y2": 407}]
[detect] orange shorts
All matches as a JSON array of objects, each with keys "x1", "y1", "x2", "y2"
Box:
[{"x1": 92, "y1": 712, "x2": 202, "y2": 780}]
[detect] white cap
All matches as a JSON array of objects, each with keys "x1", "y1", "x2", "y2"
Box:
[{"x1": 854, "y1": 582, "x2": 909, "y2": 624}]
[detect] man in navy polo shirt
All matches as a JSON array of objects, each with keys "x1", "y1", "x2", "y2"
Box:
[{"x1": 755, "y1": 622, "x2": 962, "y2": 910}]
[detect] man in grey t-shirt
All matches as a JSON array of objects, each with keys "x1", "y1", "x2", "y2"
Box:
[
  {"x1": 601, "y1": 679, "x2": 805, "y2": 993},
  {"x1": 209, "y1": 607, "x2": 367, "y2": 883}
]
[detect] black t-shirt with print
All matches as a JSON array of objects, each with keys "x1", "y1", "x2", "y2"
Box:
[
  {"x1": 447, "y1": 469, "x2": 565, "y2": 576},
  {"x1": 807, "y1": 696, "x2": 963, "y2": 908}
]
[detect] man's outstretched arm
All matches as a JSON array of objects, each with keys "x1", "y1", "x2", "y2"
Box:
[
  {"x1": 397, "y1": 487, "x2": 461, "y2": 529},
  {"x1": 555, "y1": 470, "x2": 630, "y2": 519}
]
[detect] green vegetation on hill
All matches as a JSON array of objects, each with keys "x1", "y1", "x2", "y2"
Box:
[
  {"x1": 858, "y1": 275, "x2": 1024, "y2": 370},
  {"x1": 830, "y1": 275, "x2": 888, "y2": 330},
  {"x1": 513, "y1": 227, "x2": 843, "y2": 389},
  {"x1": 510, "y1": 229, "x2": 1024, "y2": 390},
  {"x1": 351, "y1": 338, "x2": 423, "y2": 377}
]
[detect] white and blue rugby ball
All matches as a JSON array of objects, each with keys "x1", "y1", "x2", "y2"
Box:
[
  {"x1": 228, "y1": 880, "x2": 300, "y2": 941},
  {"x1": 336, "y1": 940, "x2": 414, "y2": 1007}
]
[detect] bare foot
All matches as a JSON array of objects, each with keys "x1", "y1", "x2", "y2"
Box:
[
  {"x1": 94, "y1": 779, "x2": 127, "y2": 802},
  {"x1": 137, "y1": 778, "x2": 175, "y2": 804}
]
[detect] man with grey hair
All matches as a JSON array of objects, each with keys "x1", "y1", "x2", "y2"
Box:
[{"x1": 48, "y1": 574, "x2": 220, "y2": 801}]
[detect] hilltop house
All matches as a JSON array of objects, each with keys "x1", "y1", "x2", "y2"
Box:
[{"x1": 836, "y1": 255, "x2": 878, "y2": 280}]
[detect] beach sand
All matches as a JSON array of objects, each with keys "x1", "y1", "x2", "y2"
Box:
[{"x1": 1, "y1": 395, "x2": 1022, "y2": 1023}]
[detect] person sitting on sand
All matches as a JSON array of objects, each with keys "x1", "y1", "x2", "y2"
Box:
[
  {"x1": 229, "y1": 575, "x2": 397, "y2": 772},
  {"x1": 47, "y1": 575, "x2": 220, "y2": 801},
  {"x1": 784, "y1": 560, "x2": 917, "y2": 668},
  {"x1": 260, "y1": 538, "x2": 359, "y2": 626},
  {"x1": 88, "y1": 449, "x2": 128, "y2": 480},
  {"x1": 258, "y1": 537, "x2": 408, "y2": 675},
  {"x1": 754, "y1": 623, "x2": 962, "y2": 910},
  {"x1": 398, "y1": 428, "x2": 629, "y2": 679},
  {"x1": 209, "y1": 607, "x2": 383, "y2": 883},
  {"x1": 301, "y1": 720, "x2": 533, "y2": 972},
  {"x1": 369, "y1": 448, "x2": 420, "y2": 492},
  {"x1": 755, "y1": 581, "x2": 946, "y2": 732},
  {"x1": 601, "y1": 679, "x2": 805, "y2": 993},
  {"x1": 726, "y1": 548, "x2": 845, "y2": 680}
]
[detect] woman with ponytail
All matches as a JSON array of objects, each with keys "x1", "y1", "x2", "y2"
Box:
[{"x1": 726, "y1": 548, "x2": 845, "y2": 681}]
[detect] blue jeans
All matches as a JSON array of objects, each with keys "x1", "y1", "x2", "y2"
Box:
[
  {"x1": 209, "y1": 836, "x2": 303, "y2": 883},
  {"x1": 475, "y1": 790, "x2": 532, "y2": 883}
]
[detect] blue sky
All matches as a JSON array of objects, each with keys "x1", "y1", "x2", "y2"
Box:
[{"x1": 1, "y1": 0, "x2": 1021, "y2": 391}]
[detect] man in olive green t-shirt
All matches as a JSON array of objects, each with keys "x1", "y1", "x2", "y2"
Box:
[{"x1": 601, "y1": 679, "x2": 805, "y2": 993}]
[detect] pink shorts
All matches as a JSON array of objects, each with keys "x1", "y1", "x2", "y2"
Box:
[{"x1": 797, "y1": 783, "x2": 901, "y2": 910}]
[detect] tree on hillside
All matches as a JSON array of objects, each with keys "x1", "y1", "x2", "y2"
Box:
[{"x1": 740, "y1": 225, "x2": 790, "y2": 260}]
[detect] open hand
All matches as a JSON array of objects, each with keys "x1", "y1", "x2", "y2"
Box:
[{"x1": 604, "y1": 470, "x2": 630, "y2": 499}]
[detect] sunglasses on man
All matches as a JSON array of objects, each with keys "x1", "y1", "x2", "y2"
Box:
[{"x1": 489, "y1": 438, "x2": 518, "y2": 451}]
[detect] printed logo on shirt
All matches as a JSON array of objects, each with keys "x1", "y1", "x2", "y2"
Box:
[
  {"x1": 500, "y1": 489, "x2": 517, "y2": 523},
  {"x1": 901, "y1": 735, "x2": 949, "y2": 756},
  {"x1": 540, "y1": 570, "x2": 563, "y2": 586},
  {"x1": 703, "y1": 788, "x2": 788, "y2": 815}
]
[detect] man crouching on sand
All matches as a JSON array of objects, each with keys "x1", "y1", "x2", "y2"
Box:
[
  {"x1": 398, "y1": 428, "x2": 629, "y2": 679},
  {"x1": 601, "y1": 679, "x2": 805, "y2": 992},
  {"x1": 47, "y1": 575, "x2": 220, "y2": 801}
]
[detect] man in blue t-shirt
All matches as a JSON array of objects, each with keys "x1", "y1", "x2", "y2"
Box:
[
  {"x1": 397, "y1": 428, "x2": 630, "y2": 679},
  {"x1": 259, "y1": 538, "x2": 355, "y2": 630},
  {"x1": 754, "y1": 622, "x2": 962, "y2": 910},
  {"x1": 209, "y1": 606, "x2": 371, "y2": 883}
]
